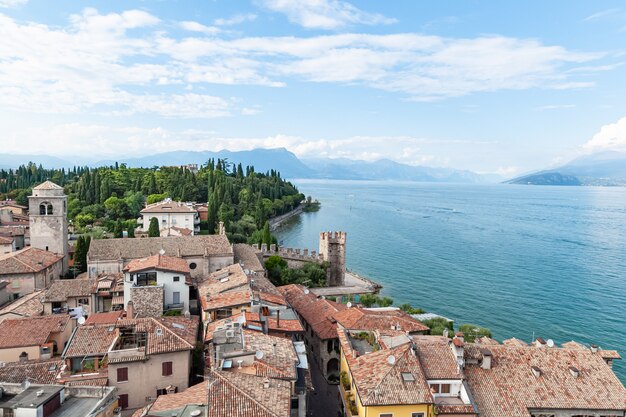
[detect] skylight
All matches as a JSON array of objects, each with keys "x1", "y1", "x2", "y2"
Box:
[{"x1": 401, "y1": 372, "x2": 415, "y2": 382}]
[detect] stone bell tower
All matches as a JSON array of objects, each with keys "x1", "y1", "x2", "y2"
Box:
[
  {"x1": 29, "y1": 180, "x2": 69, "y2": 274},
  {"x1": 319, "y1": 231, "x2": 346, "y2": 287}
]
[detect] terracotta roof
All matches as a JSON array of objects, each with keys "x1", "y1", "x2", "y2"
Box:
[
  {"x1": 64, "y1": 324, "x2": 119, "y2": 358},
  {"x1": 0, "y1": 235, "x2": 14, "y2": 244},
  {"x1": 339, "y1": 328, "x2": 433, "y2": 406},
  {"x1": 32, "y1": 180, "x2": 63, "y2": 190},
  {"x1": 88, "y1": 234, "x2": 233, "y2": 261},
  {"x1": 0, "y1": 290, "x2": 44, "y2": 320},
  {"x1": 278, "y1": 284, "x2": 346, "y2": 340},
  {"x1": 243, "y1": 329, "x2": 299, "y2": 380},
  {"x1": 83, "y1": 311, "x2": 123, "y2": 325},
  {"x1": 0, "y1": 358, "x2": 64, "y2": 384},
  {"x1": 138, "y1": 370, "x2": 292, "y2": 417},
  {"x1": 204, "y1": 316, "x2": 240, "y2": 342},
  {"x1": 257, "y1": 292, "x2": 287, "y2": 306},
  {"x1": 161, "y1": 226, "x2": 193, "y2": 236},
  {"x1": 198, "y1": 263, "x2": 249, "y2": 296},
  {"x1": 233, "y1": 244, "x2": 265, "y2": 273},
  {"x1": 412, "y1": 336, "x2": 463, "y2": 379},
  {"x1": 42, "y1": 279, "x2": 95, "y2": 302},
  {"x1": 245, "y1": 312, "x2": 304, "y2": 334},
  {"x1": 0, "y1": 200, "x2": 27, "y2": 209},
  {"x1": 201, "y1": 289, "x2": 251, "y2": 311},
  {"x1": 123, "y1": 253, "x2": 191, "y2": 275},
  {"x1": 502, "y1": 337, "x2": 528, "y2": 347},
  {"x1": 333, "y1": 307, "x2": 429, "y2": 333},
  {"x1": 0, "y1": 315, "x2": 70, "y2": 349},
  {"x1": 0, "y1": 247, "x2": 64, "y2": 275},
  {"x1": 141, "y1": 201, "x2": 197, "y2": 214},
  {"x1": 463, "y1": 344, "x2": 626, "y2": 417}
]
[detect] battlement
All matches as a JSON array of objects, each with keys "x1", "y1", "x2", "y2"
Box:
[
  {"x1": 260, "y1": 244, "x2": 323, "y2": 262},
  {"x1": 320, "y1": 231, "x2": 347, "y2": 244}
]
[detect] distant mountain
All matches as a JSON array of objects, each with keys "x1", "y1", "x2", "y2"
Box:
[
  {"x1": 507, "y1": 151, "x2": 626, "y2": 186},
  {"x1": 0, "y1": 154, "x2": 74, "y2": 169}
]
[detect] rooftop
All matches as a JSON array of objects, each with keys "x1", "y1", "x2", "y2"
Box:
[
  {"x1": 334, "y1": 306, "x2": 430, "y2": 333},
  {"x1": 0, "y1": 358, "x2": 64, "y2": 384},
  {"x1": 32, "y1": 180, "x2": 63, "y2": 191},
  {"x1": 198, "y1": 263, "x2": 249, "y2": 295},
  {"x1": 140, "y1": 200, "x2": 197, "y2": 214},
  {"x1": 63, "y1": 323, "x2": 119, "y2": 358},
  {"x1": 0, "y1": 290, "x2": 44, "y2": 321},
  {"x1": 42, "y1": 279, "x2": 95, "y2": 303},
  {"x1": 0, "y1": 315, "x2": 70, "y2": 349},
  {"x1": 88, "y1": 234, "x2": 233, "y2": 261},
  {"x1": 201, "y1": 289, "x2": 252, "y2": 312},
  {"x1": 0, "y1": 247, "x2": 64, "y2": 275},
  {"x1": 233, "y1": 244, "x2": 264, "y2": 273},
  {"x1": 124, "y1": 253, "x2": 191, "y2": 275}
]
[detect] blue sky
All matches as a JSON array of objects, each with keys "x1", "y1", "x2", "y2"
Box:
[{"x1": 1, "y1": 0, "x2": 626, "y2": 175}]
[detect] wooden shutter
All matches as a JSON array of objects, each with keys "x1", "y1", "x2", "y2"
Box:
[{"x1": 117, "y1": 367, "x2": 128, "y2": 382}]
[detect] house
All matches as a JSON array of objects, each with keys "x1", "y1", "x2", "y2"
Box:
[
  {"x1": 92, "y1": 273, "x2": 125, "y2": 313},
  {"x1": 0, "y1": 225, "x2": 27, "y2": 250},
  {"x1": 0, "y1": 383, "x2": 118, "y2": 417},
  {"x1": 0, "y1": 247, "x2": 64, "y2": 297},
  {"x1": 0, "y1": 357, "x2": 64, "y2": 384},
  {"x1": 87, "y1": 234, "x2": 234, "y2": 279},
  {"x1": 0, "y1": 235, "x2": 15, "y2": 254},
  {"x1": 233, "y1": 243, "x2": 265, "y2": 275},
  {"x1": 463, "y1": 338, "x2": 626, "y2": 417},
  {"x1": 0, "y1": 290, "x2": 44, "y2": 323},
  {"x1": 159, "y1": 226, "x2": 193, "y2": 237},
  {"x1": 123, "y1": 254, "x2": 192, "y2": 317},
  {"x1": 0, "y1": 281, "x2": 10, "y2": 307},
  {"x1": 0, "y1": 200, "x2": 28, "y2": 215},
  {"x1": 0, "y1": 315, "x2": 72, "y2": 363},
  {"x1": 131, "y1": 370, "x2": 292, "y2": 417},
  {"x1": 198, "y1": 264, "x2": 253, "y2": 321},
  {"x1": 41, "y1": 279, "x2": 95, "y2": 316},
  {"x1": 140, "y1": 199, "x2": 200, "y2": 235},
  {"x1": 106, "y1": 315, "x2": 198, "y2": 412}
]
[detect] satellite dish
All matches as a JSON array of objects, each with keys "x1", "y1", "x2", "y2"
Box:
[
  {"x1": 255, "y1": 350, "x2": 264, "y2": 360},
  {"x1": 159, "y1": 248, "x2": 165, "y2": 255},
  {"x1": 184, "y1": 311, "x2": 190, "y2": 318},
  {"x1": 21, "y1": 379, "x2": 30, "y2": 390},
  {"x1": 77, "y1": 316, "x2": 86, "y2": 325},
  {"x1": 346, "y1": 302, "x2": 353, "y2": 308},
  {"x1": 237, "y1": 315, "x2": 246, "y2": 325},
  {"x1": 387, "y1": 355, "x2": 396, "y2": 365},
  {"x1": 546, "y1": 339, "x2": 555, "y2": 348},
  {"x1": 303, "y1": 288, "x2": 310, "y2": 295}
]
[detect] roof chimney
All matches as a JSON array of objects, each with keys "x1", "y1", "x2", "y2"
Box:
[
  {"x1": 590, "y1": 345, "x2": 598, "y2": 353},
  {"x1": 263, "y1": 378, "x2": 270, "y2": 389},
  {"x1": 569, "y1": 366, "x2": 580, "y2": 378},
  {"x1": 19, "y1": 351, "x2": 28, "y2": 363},
  {"x1": 126, "y1": 300, "x2": 134, "y2": 318},
  {"x1": 276, "y1": 310, "x2": 280, "y2": 328},
  {"x1": 531, "y1": 366, "x2": 542, "y2": 378},
  {"x1": 480, "y1": 349, "x2": 492, "y2": 370}
]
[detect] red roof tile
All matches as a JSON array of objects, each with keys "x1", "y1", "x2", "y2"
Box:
[{"x1": 123, "y1": 253, "x2": 190, "y2": 274}]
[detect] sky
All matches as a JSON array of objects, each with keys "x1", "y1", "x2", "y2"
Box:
[{"x1": 1, "y1": 0, "x2": 626, "y2": 175}]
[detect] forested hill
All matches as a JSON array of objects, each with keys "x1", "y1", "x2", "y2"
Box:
[{"x1": 0, "y1": 160, "x2": 305, "y2": 243}]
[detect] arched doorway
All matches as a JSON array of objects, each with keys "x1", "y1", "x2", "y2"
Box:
[{"x1": 326, "y1": 358, "x2": 339, "y2": 381}]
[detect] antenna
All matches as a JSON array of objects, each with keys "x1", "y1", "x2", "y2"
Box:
[
  {"x1": 77, "y1": 316, "x2": 86, "y2": 325},
  {"x1": 387, "y1": 355, "x2": 396, "y2": 365},
  {"x1": 255, "y1": 350, "x2": 264, "y2": 360},
  {"x1": 546, "y1": 339, "x2": 555, "y2": 348}
]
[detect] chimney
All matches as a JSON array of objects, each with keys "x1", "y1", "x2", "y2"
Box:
[
  {"x1": 19, "y1": 351, "x2": 28, "y2": 363},
  {"x1": 263, "y1": 378, "x2": 270, "y2": 389},
  {"x1": 127, "y1": 300, "x2": 134, "y2": 318},
  {"x1": 531, "y1": 366, "x2": 542, "y2": 378},
  {"x1": 569, "y1": 366, "x2": 580, "y2": 378},
  {"x1": 276, "y1": 310, "x2": 280, "y2": 328},
  {"x1": 455, "y1": 332, "x2": 464, "y2": 343},
  {"x1": 480, "y1": 349, "x2": 492, "y2": 370},
  {"x1": 590, "y1": 345, "x2": 598, "y2": 353},
  {"x1": 443, "y1": 328, "x2": 449, "y2": 338}
]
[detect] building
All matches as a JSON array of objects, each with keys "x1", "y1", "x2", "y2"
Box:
[
  {"x1": 0, "y1": 236, "x2": 15, "y2": 254},
  {"x1": 0, "y1": 315, "x2": 72, "y2": 363},
  {"x1": 106, "y1": 315, "x2": 198, "y2": 412},
  {"x1": 123, "y1": 254, "x2": 192, "y2": 317},
  {"x1": 0, "y1": 282, "x2": 10, "y2": 308},
  {"x1": 140, "y1": 199, "x2": 200, "y2": 235},
  {"x1": 92, "y1": 273, "x2": 125, "y2": 313},
  {"x1": 0, "y1": 358, "x2": 64, "y2": 384},
  {"x1": 28, "y1": 180, "x2": 69, "y2": 275},
  {"x1": 198, "y1": 264, "x2": 252, "y2": 321},
  {"x1": 87, "y1": 234, "x2": 234, "y2": 279},
  {"x1": 0, "y1": 226, "x2": 27, "y2": 250},
  {"x1": 319, "y1": 231, "x2": 346, "y2": 286},
  {"x1": 0, "y1": 200, "x2": 28, "y2": 216},
  {"x1": 0, "y1": 247, "x2": 64, "y2": 298},
  {"x1": 0, "y1": 290, "x2": 44, "y2": 323},
  {"x1": 41, "y1": 279, "x2": 95, "y2": 316},
  {"x1": 0, "y1": 383, "x2": 118, "y2": 417},
  {"x1": 233, "y1": 243, "x2": 265, "y2": 275},
  {"x1": 463, "y1": 338, "x2": 626, "y2": 417}
]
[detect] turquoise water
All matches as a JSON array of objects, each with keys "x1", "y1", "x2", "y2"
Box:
[{"x1": 274, "y1": 180, "x2": 626, "y2": 383}]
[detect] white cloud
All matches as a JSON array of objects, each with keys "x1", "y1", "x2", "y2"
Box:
[
  {"x1": 535, "y1": 104, "x2": 575, "y2": 111},
  {"x1": 179, "y1": 21, "x2": 221, "y2": 35},
  {"x1": 214, "y1": 13, "x2": 257, "y2": 26},
  {"x1": 582, "y1": 116, "x2": 626, "y2": 152},
  {"x1": 0, "y1": 0, "x2": 27, "y2": 8},
  {"x1": 258, "y1": 0, "x2": 396, "y2": 29},
  {"x1": 583, "y1": 8, "x2": 620, "y2": 21}
]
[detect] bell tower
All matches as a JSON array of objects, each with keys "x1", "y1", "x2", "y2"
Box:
[{"x1": 29, "y1": 180, "x2": 68, "y2": 274}]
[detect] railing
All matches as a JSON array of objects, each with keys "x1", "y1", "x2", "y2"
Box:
[
  {"x1": 339, "y1": 382, "x2": 358, "y2": 417},
  {"x1": 166, "y1": 303, "x2": 184, "y2": 311},
  {"x1": 108, "y1": 346, "x2": 146, "y2": 362}
]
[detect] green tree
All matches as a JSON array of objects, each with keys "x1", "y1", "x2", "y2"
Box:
[
  {"x1": 359, "y1": 294, "x2": 377, "y2": 308},
  {"x1": 422, "y1": 317, "x2": 454, "y2": 337},
  {"x1": 264, "y1": 255, "x2": 287, "y2": 283},
  {"x1": 458, "y1": 324, "x2": 492, "y2": 343},
  {"x1": 148, "y1": 217, "x2": 160, "y2": 237},
  {"x1": 262, "y1": 221, "x2": 272, "y2": 247},
  {"x1": 376, "y1": 296, "x2": 394, "y2": 307}
]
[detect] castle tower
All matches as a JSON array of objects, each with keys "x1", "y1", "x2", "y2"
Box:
[
  {"x1": 29, "y1": 180, "x2": 68, "y2": 274},
  {"x1": 319, "y1": 231, "x2": 346, "y2": 287}
]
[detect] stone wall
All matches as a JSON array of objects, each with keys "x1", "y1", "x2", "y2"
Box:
[
  {"x1": 130, "y1": 286, "x2": 164, "y2": 317},
  {"x1": 319, "y1": 232, "x2": 346, "y2": 287}
]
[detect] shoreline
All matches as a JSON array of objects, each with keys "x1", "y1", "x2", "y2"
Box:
[{"x1": 269, "y1": 204, "x2": 304, "y2": 231}]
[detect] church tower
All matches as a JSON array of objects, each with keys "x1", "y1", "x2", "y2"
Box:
[{"x1": 29, "y1": 180, "x2": 69, "y2": 274}]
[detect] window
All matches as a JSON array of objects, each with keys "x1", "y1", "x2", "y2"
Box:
[
  {"x1": 441, "y1": 384, "x2": 451, "y2": 394},
  {"x1": 118, "y1": 394, "x2": 128, "y2": 409},
  {"x1": 78, "y1": 298, "x2": 89, "y2": 305},
  {"x1": 39, "y1": 203, "x2": 46, "y2": 215},
  {"x1": 189, "y1": 262, "x2": 197, "y2": 270},
  {"x1": 380, "y1": 414, "x2": 393, "y2": 417},
  {"x1": 412, "y1": 413, "x2": 424, "y2": 417},
  {"x1": 430, "y1": 384, "x2": 440, "y2": 393},
  {"x1": 136, "y1": 272, "x2": 157, "y2": 286},
  {"x1": 117, "y1": 367, "x2": 128, "y2": 382},
  {"x1": 47, "y1": 204, "x2": 53, "y2": 215},
  {"x1": 173, "y1": 276, "x2": 180, "y2": 282},
  {"x1": 216, "y1": 308, "x2": 233, "y2": 320},
  {"x1": 162, "y1": 361, "x2": 173, "y2": 376},
  {"x1": 173, "y1": 292, "x2": 180, "y2": 304}
]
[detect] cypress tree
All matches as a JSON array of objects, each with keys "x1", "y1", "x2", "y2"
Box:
[{"x1": 148, "y1": 217, "x2": 160, "y2": 237}]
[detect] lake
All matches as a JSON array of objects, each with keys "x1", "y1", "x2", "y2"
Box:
[{"x1": 274, "y1": 180, "x2": 626, "y2": 382}]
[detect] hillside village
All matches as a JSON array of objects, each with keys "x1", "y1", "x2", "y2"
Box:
[{"x1": 0, "y1": 180, "x2": 624, "y2": 417}]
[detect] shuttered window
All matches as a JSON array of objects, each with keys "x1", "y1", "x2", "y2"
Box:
[
  {"x1": 162, "y1": 361, "x2": 173, "y2": 376},
  {"x1": 117, "y1": 367, "x2": 128, "y2": 382}
]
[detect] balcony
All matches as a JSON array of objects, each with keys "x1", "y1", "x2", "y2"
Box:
[
  {"x1": 108, "y1": 346, "x2": 146, "y2": 363},
  {"x1": 166, "y1": 303, "x2": 184, "y2": 311},
  {"x1": 339, "y1": 375, "x2": 358, "y2": 417}
]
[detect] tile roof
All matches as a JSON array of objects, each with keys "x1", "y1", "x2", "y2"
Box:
[
  {"x1": 463, "y1": 344, "x2": 626, "y2": 417},
  {"x1": 83, "y1": 311, "x2": 123, "y2": 325},
  {"x1": 198, "y1": 263, "x2": 249, "y2": 296},
  {"x1": 0, "y1": 200, "x2": 27, "y2": 209},
  {"x1": 0, "y1": 235, "x2": 14, "y2": 244},
  {"x1": 0, "y1": 315, "x2": 70, "y2": 349},
  {"x1": 333, "y1": 307, "x2": 429, "y2": 333},
  {"x1": 0, "y1": 290, "x2": 44, "y2": 320},
  {"x1": 0, "y1": 247, "x2": 64, "y2": 275},
  {"x1": 339, "y1": 328, "x2": 433, "y2": 406},
  {"x1": 141, "y1": 201, "x2": 197, "y2": 213},
  {"x1": 257, "y1": 292, "x2": 287, "y2": 306},
  {"x1": 278, "y1": 284, "x2": 346, "y2": 340},
  {"x1": 138, "y1": 370, "x2": 292, "y2": 417},
  {"x1": 88, "y1": 235, "x2": 232, "y2": 261},
  {"x1": 412, "y1": 335, "x2": 463, "y2": 379},
  {"x1": 64, "y1": 324, "x2": 119, "y2": 358},
  {"x1": 123, "y1": 253, "x2": 191, "y2": 274},
  {"x1": 502, "y1": 337, "x2": 528, "y2": 347},
  {"x1": 42, "y1": 279, "x2": 95, "y2": 302},
  {"x1": 32, "y1": 180, "x2": 63, "y2": 190},
  {"x1": 233, "y1": 244, "x2": 265, "y2": 273},
  {"x1": 242, "y1": 329, "x2": 299, "y2": 380},
  {"x1": 201, "y1": 289, "x2": 252, "y2": 311},
  {"x1": 0, "y1": 358, "x2": 64, "y2": 384},
  {"x1": 245, "y1": 311, "x2": 304, "y2": 334}
]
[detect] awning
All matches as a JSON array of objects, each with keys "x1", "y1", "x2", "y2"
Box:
[{"x1": 112, "y1": 296, "x2": 124, "y2": 305}]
